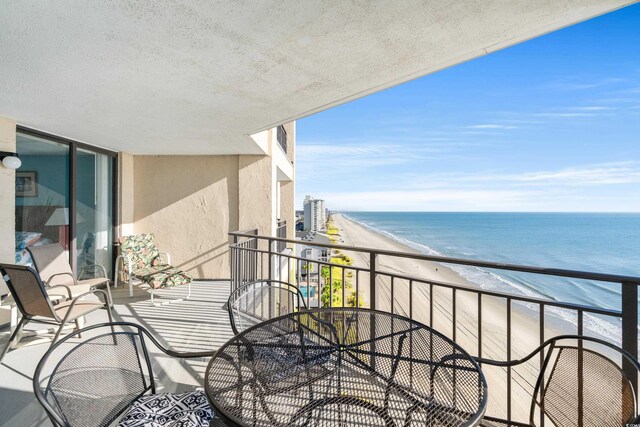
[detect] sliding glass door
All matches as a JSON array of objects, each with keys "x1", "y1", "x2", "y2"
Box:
[
  {"x1": 15, "y1": 129, "x2": 117, "y2": 278},
  {"x1": 76, "y1": 148, "x2": 115, "y2": 276}
]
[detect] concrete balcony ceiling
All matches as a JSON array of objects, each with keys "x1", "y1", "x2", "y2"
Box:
[{"x1": 0, "y1": 1, "x2": 634, "y2": 155}]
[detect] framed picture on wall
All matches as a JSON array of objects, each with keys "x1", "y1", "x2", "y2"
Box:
[{"x1": 16, "y1": 171, "x2": 38, "y2": 197}]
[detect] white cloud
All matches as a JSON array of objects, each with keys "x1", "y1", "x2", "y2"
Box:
[
  {"x1": 468, "y1": 124, "x2": 518, "y2": 129},
  {"x1": 544, "y1": 77, "x2": 629, "y2": 91},
  {"x1": 570, "y1": 106, "x2": 613, "y2": 111},
  {"x1": 534, "y1": 112, "x2": 597, "y2": 118},
  {"x1": 312, "y1": 189, "x2": 538, "y2": 211},
  {"x1": 510, "y1": 163, "x2": 640, "y2": 185},
  {"x1": 296, "y1": 141, "x2": 465, "y2": 182},
  {"x1": 410, "y1": 162, "x2": 640, "y2": 187},
  {"x1": 296, "y1": 161, "x2": 640, "y2": 211}
]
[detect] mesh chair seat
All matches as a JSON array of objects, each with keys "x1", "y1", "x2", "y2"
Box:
[
  {"x1": 48, "y1": 276, "x2": 109, "y2": 292},
  {"x1": 52, "y1": 299, "x2": 108, "y2": 321},
  {"x1": 118, "y1": 390, "x2": 213, "y2": 427},
  {"x1": 0, "y1": 263, "x2": 112, "y2": 362},
  {"x1": 475, "y1": 335, "x2": 640, "y2": 427},
  {"x1": 34, "y1": 322, "x2": 218, "y2": 427},
  {"x1": 28, "y1": 243, "x2": 112, "y2": 302}
]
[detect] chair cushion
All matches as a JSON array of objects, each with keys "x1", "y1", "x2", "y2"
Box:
[
  {"x1": 133, "y1": 266, "x2": 192, "y2": 289},
  {"x1": 118, "y1": 390, "x2": 213, "y2": 427},
  {"x1": 119, "y1": 234, "x2": 162, "y2": 270}
]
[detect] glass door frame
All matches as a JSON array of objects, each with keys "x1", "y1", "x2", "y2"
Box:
[{"x1": 17, "y1": 126, "x2": 119, "y2": 277}]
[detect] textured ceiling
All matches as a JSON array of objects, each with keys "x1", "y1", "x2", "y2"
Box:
[{"x1": 0, "y1": 1, "x2": 634, "y2": 154}]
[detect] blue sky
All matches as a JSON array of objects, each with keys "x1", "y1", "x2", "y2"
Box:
[{"x1": 295, "y1": 4, "x2": 640, "y2": 212}]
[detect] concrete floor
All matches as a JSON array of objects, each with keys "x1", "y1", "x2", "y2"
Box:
[{"x1": 0, "y1": 281, "x2": 234, "y2": 426}]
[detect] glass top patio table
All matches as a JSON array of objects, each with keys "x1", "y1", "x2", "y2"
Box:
[{"x1": 205, "y1": 308, "x2": 487, "y2": 427}]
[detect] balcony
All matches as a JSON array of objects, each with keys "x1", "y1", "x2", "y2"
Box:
[
  {"x1": 1, "y1": 228, "x2": 638, "y2": 425},
  {"x1": 229, "y1": 230, "x2": 640, "y2": 426}
]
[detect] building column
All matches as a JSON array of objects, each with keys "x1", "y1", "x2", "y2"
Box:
[
  {"x1": 280, "y1": 180, "x2": 295, "y2": 240},
  {"x1": 237, "y1": 154, "x2": 274, "y2": 236},
  {"x1": 0, "y1": 116, "x2": 17, "y2": 327},
  {"x1": 0, "y1": 117, "x2": 16, "y2": 264}
]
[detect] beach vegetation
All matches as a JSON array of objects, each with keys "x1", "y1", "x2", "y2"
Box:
[
  {"x1": 321, "y1": 279, "x2": 344, "y2": 307},
  {"x1": 312, "y1": 220, "x2": 368, "y2": 309},
  {"x1": 320, "y1": 265, "x2": 344, "y2": 284},
  {"x1": 320, "y1": 280, "x2": 363, "y2": 308},
  {"x1": 347, "y1": 291, "x2": 366, "y2": 308}
]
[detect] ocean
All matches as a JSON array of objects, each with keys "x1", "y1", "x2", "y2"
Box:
[{"x1": 343, "y1": 212, "x2": 640, "y2": 340}]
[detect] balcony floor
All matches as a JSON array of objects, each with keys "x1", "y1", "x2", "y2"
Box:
[{"x1": 0, "y1": 280, "x2": 233, "y2": 427}]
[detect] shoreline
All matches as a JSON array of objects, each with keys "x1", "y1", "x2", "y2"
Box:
[
  {"x1": 333, "y1": 212, "x2": 569, "y2": 336},
  {"x1": 332, "y1": 213, "x2": 603, "y2": 337},
  {"x1": 331, "y1": 212, "x2": 571, "y2": 419}
]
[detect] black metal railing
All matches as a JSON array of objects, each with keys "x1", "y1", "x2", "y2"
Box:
[
  {"x1": 276, "y1": 125, "x2": 287, "y2": 154},
  {"x1": 229, "y1": 230, "x2": 640, "y2": 425},
  {"x1": 230, "y1": 228, "x2": 259, "y2": 292}
]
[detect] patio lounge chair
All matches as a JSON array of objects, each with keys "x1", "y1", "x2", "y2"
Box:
[
  {"x1": 114, "y1": 233, "x2": 191, "y2": 305},
  {"x1": 475, "y1": 335, "x2": 640, "y2": 427},
  {"x1": 33, "y1": 322, "x2": 219, "y2": 427},
  {"x1": 28, "y1": 243, "x2": 112, "y2": 305},
  {"x1": 0, "y1": 263, "x2": 112, "y2": 362}
]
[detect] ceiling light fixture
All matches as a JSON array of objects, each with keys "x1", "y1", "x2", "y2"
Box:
[{"x1": 0, "y1": 151, "x2": 22, "y2": 170}]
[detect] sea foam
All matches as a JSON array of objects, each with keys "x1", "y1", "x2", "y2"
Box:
[{"x1": 339, "y1": 213, "x2": 626, "y2": 343}]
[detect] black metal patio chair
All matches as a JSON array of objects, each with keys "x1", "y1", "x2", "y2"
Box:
[
  {"x1": 227, "y1": 280, "x2": 309, "y2": 335},
  {"x1": 474, "y1": 335, "x2": 640, "y2": 427},
  {"x1": 225, "y1": 280, "x2": 341, "y2": 423},
  {"x1": 33, "y1": 321, "x2": 222, "y2": 427}
]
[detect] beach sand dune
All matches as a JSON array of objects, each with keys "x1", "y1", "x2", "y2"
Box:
[{"x1": 331, "y1": 213, "x2": 572, "y2": 422}]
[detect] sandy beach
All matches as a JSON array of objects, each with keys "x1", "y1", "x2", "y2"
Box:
[{"x1": 331, "y1": 213, "x2": 569, "y2": 421}]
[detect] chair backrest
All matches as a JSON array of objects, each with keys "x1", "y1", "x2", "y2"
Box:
[
  {"x1": 228, "y1": 280, "x2": 307, "y2": 335},
  {"x1": 0, "y1": 263, "x2": 58, "y2": 320},
  {"x1": 27, "y1": 243, "x2": 73, "y2": 285},
  {"x1": 33, "y1": 323, "x2": 155, "y2": 427},
  {"x1": 533, "y1": 336, "x2": 639, "y2": 427},
  {"x1": 118, "y1": 233, "x2": 161, "y2": 269}
]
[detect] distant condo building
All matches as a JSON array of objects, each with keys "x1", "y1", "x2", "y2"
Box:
[{"x1": 303, "y1": 195, "x2": 326, "y2": 231}]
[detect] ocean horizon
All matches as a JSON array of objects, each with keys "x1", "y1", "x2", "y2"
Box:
[{"x1": 341, "y1": 211, "x2": 640, "y2": 341}]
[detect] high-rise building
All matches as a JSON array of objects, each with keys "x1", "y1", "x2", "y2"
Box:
[{"x1": 303, "y1": 195, "x2": 326, "y2": 231}]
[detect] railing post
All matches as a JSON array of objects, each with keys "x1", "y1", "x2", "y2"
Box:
[
  {"x1": 268, "y1": 238, "x2": 274, "y2": 281},
  {"x1": 370, "y1": 252, "x2": 377, "y2": 310},
  {"x1": 368, "y1": 251, "x2": 378, "y2": 370},
  {"x1": 230, "y1": 234, "x2": 238, "y2": 292},
  {"x1": 622, "y1": 281, "x2": 638, "y2": 388}
]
